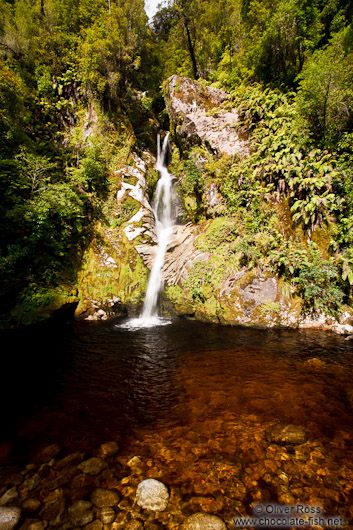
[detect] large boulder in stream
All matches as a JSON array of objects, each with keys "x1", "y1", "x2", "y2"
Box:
[{"x1": 135, "y1": 479, "x2": 169, "y2": 512}]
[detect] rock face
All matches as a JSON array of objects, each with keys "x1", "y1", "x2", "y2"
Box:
[
  {"x1": 166, "y1": 74, "x2": 249, "y2": 157},
  {"x1": 181, "y1": 512, "x2": 226, "y2": 530},
  {"x1": 135, "y1": 479, "x2": 169, "y2": 512}
]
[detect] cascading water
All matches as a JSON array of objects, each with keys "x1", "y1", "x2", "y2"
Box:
[{"x1": 123, "y1": 133, "x2": 174, "y2": 328}]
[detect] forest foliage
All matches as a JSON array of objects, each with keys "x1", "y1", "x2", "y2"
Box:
[{"x1": 0, "y1": 0, "x2": 353, "y2": 321}]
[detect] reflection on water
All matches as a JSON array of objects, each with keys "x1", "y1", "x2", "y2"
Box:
[{"x1": 1, "y1": 319, "x2": 353, "y2": 524}]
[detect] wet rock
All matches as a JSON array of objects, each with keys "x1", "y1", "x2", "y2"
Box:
[
  {"x1": 266, "y1": 423, "x2": 308, "y2": 445},
  {"x1": 136, "y1": 479, "x2": 169, "y2": 512},
  {"x1": 69, "y1": 473, "x2": 95, "y2": 502},
  {"x1": 32, "y1": 444, "x2": 61, "y2": 464},
  {"x1": 55, "y1": 452, "x2": 85, "y2": 470},
  {"x1": 83, "y1": 521, "x2": 102, "y2": 530},
  {"x1": 77, "y1": 458, "x2": 107, "y2": 476},
  {"x1": 97, "y1": 507, "x2": 115, "y2": 524},
  {"x1": 90, "y1": 489, "x2": 120, "y2": 508},
  {"x1": 19, "y1": 474, "x2": 41, "y2": 494},
  {"x1": 95, "y1": 442, "x2": 119, "y2": 458},
  {"x1": 21, "y1": 499, "x2": 41, "y2": 514},
  {"x1": 299, "y1": 311, "x2": 334, "y2": 330},
  {"x1": 39, "y1": 491, "x2": 66, "y2": 525},
  {"x1": 181, "y1": 513, "x2": 226, "y2": 530},
  {"x1": 332, "y1": 323, "x2": 353, "y2": 335},
  {"x1": 125, "y1": 522, "x2": 144, "y2": 530},
  {"x1": 24, "y1": 520, "x2": 48, "y2": 530},
  {"x1": 110, "y1": 511, "x2": 129, "y2": 529},
  {"x1": 0, "y1": 507, "x2": 21, "y2": 530},
  {"x1": 0, "y1": 488, "x2": 18, "y2": 507},
  {"x1": 304, "y1": 358, "x2": 326, "y2": 370},
  {"x1": 68, "y1": 500, "x2": 94, "y2": 527}
]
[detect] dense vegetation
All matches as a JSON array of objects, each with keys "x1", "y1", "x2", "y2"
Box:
[{"x1": 0, "y1": 0, "x2": 352, "y2": 324}]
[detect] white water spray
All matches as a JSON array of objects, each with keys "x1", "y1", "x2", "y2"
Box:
[{"x1": 122, "y1": 134, "x2": 174, "y2": 329}]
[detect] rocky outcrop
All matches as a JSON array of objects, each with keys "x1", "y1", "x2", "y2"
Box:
[
  {"x1": 166, "y1": 75, "x2": 249, "y2": 157},
  {"x1": 75, "y1": 152, "x2": 156, "y2": 320}
]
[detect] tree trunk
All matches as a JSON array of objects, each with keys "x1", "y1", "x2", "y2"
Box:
[{"x1": 183, "y1": 16, "x2": 199, "y2": 79}]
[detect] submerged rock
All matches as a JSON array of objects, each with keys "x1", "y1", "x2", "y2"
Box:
[
  {"x1": 0, "y1": 507, "x2": 21, "y2": 530},
  {"x1": 90, "y1": 488, "x2": 120, "y2": 508},
  {"x1": 181, "y1": 512, "x2": 226, "y2": 530},
  {"x1": 68, "y1": 500, "x2": 94, "y2": 526},
  {"x1": 0, "y1": 488, "x2": 18, "y2": 507},
  {"x1": 266, "y1": 423, "x2": 308, "y2": 445},
  {"x1": 97, "y1": 506, "x2": 116, "y2": 524},
  {"x1": 77, "y1": 457, "x2": 107, "y2": 476},
  {"x1": 95, "y1": 441, "x2": 119, "y2": 458},
  {"x1": 32, "y1": 444, "x2": 60, "y2": 464},
  {"x1": 125, "y1": 521, "x2": 144, "y2": 530},
  {"x1": 21, "y1": 499, "x2": 41, "y2": 514},
  {"x1": 136, "y1": 479, "x2": 169, "y2": 511}
]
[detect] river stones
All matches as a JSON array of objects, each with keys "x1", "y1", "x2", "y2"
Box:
[
  {"x1": 32, "y1": 444, "x2": 61, "y2": 464},
  {"x1": 125, "y1": 521, "x2": 144, "y2": 530},
  {"x1": 84, "y1": 521, "x2": 103, "y2": 530},
  {"x1": 266, "y1": 423, "x2": 308, "y2": 445},
  {"x1": 136, "y1": 479, "x2": 169, "y2": 511},
  {"x1": 181, "y1": 513, "x2": 226, "y2": 530},
  {"x1": 91, "y1": 488, "x2": 120, "y2": 508},
  {"x1": 95, "y1": 441, "x2": 119, "y2": 458},
  {"x1": 68, "y1": 500, "x2": 94, "y2": 526},
  {"x1": 22, "y1": 499, "x2": 41, "y2": 514},
  {"x1": 97, "y1": 507, "x2": 115, "y2": 524},
  {"x1": 77, "y1": 457, "x2": 107, "y2": 475},
  {"x1": 0, "y1": 507, "x2": 21, "y2": 530},
  {"x1": 0, "y1": 488, "x2": 18, "y2": 507}
]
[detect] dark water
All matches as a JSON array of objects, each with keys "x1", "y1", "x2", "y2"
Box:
[
  {"x1": 1, "y1": 318, "x2": 352, "y2": 457},
  {"x1": 1, "y1": 318, "x2": 353, "y2": 522}
]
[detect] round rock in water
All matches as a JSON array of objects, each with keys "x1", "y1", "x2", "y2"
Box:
[
  {"x1": 91, "y1": 488, "x2": 120, "y2": 508},
  {"x1": 0, "y1": 507, "x2": 21, "y2": 530},
  {"x1": 181, "y1": 513, "x2": 226, "y2": 530},
  {"x1": 135, "y1": 479, "x2": 169, "y2": 512}
]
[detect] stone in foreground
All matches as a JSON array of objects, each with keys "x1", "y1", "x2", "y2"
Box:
[
  {"x1": 181, "y1": 512, "x2": 226, "y2": 530},
  {"x1": 0, "y1": 507, "x2": 21, "y2": 530},
  {"x1": 136, "y1": 479, "x2": 169, "y2": 512}
]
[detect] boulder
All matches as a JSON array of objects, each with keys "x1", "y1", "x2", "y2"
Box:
[
  {"x1": 0, "y1": 507, "x2": 21, "y2": 530},
  {"x1": 135, "y1": 479, "x2": 169, "y2": 512}
]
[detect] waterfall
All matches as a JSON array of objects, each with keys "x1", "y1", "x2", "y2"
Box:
[{"x1": 123, "y1": 133, "x2": 174, "y2": 328}]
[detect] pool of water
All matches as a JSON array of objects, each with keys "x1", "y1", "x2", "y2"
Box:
[{"x1": 1, "y1": 318, "x2": 353, "y2": 525}]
